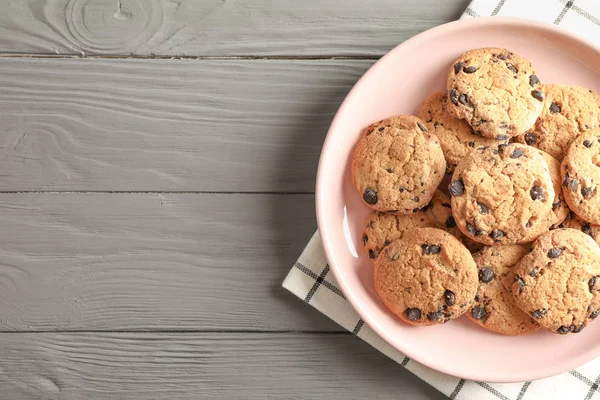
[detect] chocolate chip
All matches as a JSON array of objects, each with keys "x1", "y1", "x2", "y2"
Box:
[
  {"x1": 490, "y1": 230, "x2": 505, "y2": 241},
  {"x1": 563, "y1": 175, "x2": 578, "y2": 191},
  {"x1": 515, "y1": 276, "x2": 525, "y2": 294},
  {"x1": 414, "y1": 196, "x2": 420, "y2": 203},
  {"x1": 463, "y1": 65, "x2": 478, "y2": 73},
  {"x1": 369, "y1": 249, "x2": 376, "y2": 259},
  {"x1": 377, "y1": 127, "x2": 385, "y2": 132},
  {"x1": 427, "y1": 311, "x2": 444, "y2": 322},
  {"x1": 383, "y1": 240, "x2": 391, "y2": 246},
  {"x1": 511, "y1": 148, "x2": 525, "y2": 158},
  {"x1": 529, "y1": 74, "x2": 540, "y2": 87},
  {"x1": 572, "y1": 323, "x2": 585, "y2": 333},
  {"x1": 363, "y1": 188, "x2": 378, "y2": 205},
  {"x1": 552, "y1": 200, "x2": 561, "y2": 210},
  {"x1": 471, "y1": 305, "x2": 487, "y2": 320},
  {"x1": 496, "y1": 134, "x2": 509, "y2": 141},
  {"x1": 583, "y1": 223, "x2": 595, "y2": 238},
  {"x1": 584, "y1": 140, "x2": 594, "y2": 148},
  {"x1": 570, "y1": 178, "x2": 578, "y2": 192},
  {"x1": 449, "y1": 180, "x2": 465, "y2": 196},
  {"x1": 444, "y1": 290, "x2": 455, "y2": 306},
  {"x1": 589, "y1": 276, "x2": 599, "y2": 292},
  {"x1": 478, "y1": 267, "x2": 495, "y2": 283},
  {"x1": 529, "y1": 267, "x2": 539, "y2": 277},
  {"x1": 557, "y1": 325, "x2": 571, "y2": 334},
  {"x1": 507, "y1": 64, "x2": 518, "y2": 74},
  {"x1": 450, "y1": 88, "x2": 459, "y2": 105},
  {"x1": 477, "y1": 202, "x2": 489, "y2": 214},
  {"x1": 386, "y1": 168, "x2": 394, "y2": 173},
  {"x1": 582, "y1": 186, "x2": 594, "y2": 198},
  {"x1": 466, "y1": 222, "x2": 482, "y2": 236},
  {"x1": 446, "y1": 216, "x2": 456, "y2": 228},
  {"x1": 412, "y1": 208, "x2": 419, "y2": 213},
  {"x1": 590, "y1": 308, "x2": 600, "y2": 319},
  {"x1": 532, "y1": 90, "x2": 544, "y2": 101},
  {"x1": 405, "y1": 308, "x2": 421, "y2": 321},
  {"x1": 417, "y1": 122, "x2": 428, "y2": 132},
  {"x1": 454, "y1": 62, "x2": 465, "y2": 74},
  {"x1": 458, "y1": 94, "x2": 469, "y2": 106},
  {"x1": 530, "y1": 185, "x2": 545, "y2": 201},
  {"x1": 497, "y1": 54, "x2": 507, "y2": 60},
  {"x1": 530, "y1": 309, "x2": 547, "y2": 319},
  {"x1": 422, "y1": 244, "x2": 441, "y2": 255},
  {"x1": 549, "y1": 102, "x2": 561, "y2": 113},
  {"x1": 362, "y1": 234, "x2": 368, "y2": 245},
  {"x1": 468, "y1": 141, "x2": 475, "y2": 148},
  {"x1": 524, "y1": 132, "x2": 537, "y2": 145},
  {"x1": 547, "y1": 248, "x2": 563, "y2": 258}
]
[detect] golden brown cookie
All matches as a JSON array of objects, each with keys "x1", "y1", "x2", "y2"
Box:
[
  {"x1": 352, "y1": 116, "x2": 446, "y2": 213},
  {"x1": 558, "y1": 211, "x2": 600, "y2": 247},
  {"x1": 447, "y1": 48, "x2": 543, "y2": 140},
  {"x1": 561, "y1": 132, "x2": 600, "y2": 225},
  {"x1": 418, "y1": 91, "x2": 501, "y2": 173},
  {"x1": 515, "y1": 85, "x2": 600, "y2": 160},
  {"x1": 512, "y1": 229, "x2": 600, "y2": 334},
  {"x1": 361, "y1": 190, "x2": 461, "y2": 259},
  {"x1": 374, "y1": 228, "x2": 478, "y2": 326},
  {"x1": 450, "y1": 143, "x2": 555, "y2": 245},
  {"x1": 468, "y1": 245, "x2": 539, "y2": 335},
  {"x1": 538, "y1": 150, "x2": 569, "y2": 229}
]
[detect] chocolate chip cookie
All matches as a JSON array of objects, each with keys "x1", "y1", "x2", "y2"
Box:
[
  {"x1": 361, "y1": 190, "x2": 461, "y2": 259},
  {"x1": 450, "y1": 143, "x2": 555, "y2": 245},
  {"x1": 418, "y1": 91, "x2": 501, "y2": 173},
  {"x1": 559, "y1": 211, "x2": 600, "y2": 246},
  {"x1": 538, "y1": 150, "x2": 569, "y2": 229},
  {"x1": 515, "y1": 85, "x2": 600, "y2": 160},
  {"x1": 352, "y1": 115, "x2": 446, "y2": 213},
  {"x1": 447, "y1": 48, "x2": 543, "y2": 139},
  {"x1": 374, "y1": 227, "x2": 478, "y2": 325},
  {"x1": 468, "y1": 245, "x2": 539, "y2": 335},
  {"x1": 512, "y1": 229, "x2": 600, "y2": 334},
  {"x1": 561, "y1": 132, "x2": 600, "y2": 225}
]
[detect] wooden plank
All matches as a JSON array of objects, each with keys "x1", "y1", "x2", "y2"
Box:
[
  {"x1": 0, "y1": 57, "x2": 371, "y2": 192},
  {"x1": 0, "y1": 332, "x2": 445, "y2": 399},
  {"x1": 0, "y1": 192, "x2": 343, "y2": 332},
  {"x1": 0, "y1": 0, "x2": 470, "y2": 56}
]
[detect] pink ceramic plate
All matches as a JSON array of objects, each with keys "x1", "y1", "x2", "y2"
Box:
[{"x1": 316, "y1": 17, "x2": 600, "y2": 383}]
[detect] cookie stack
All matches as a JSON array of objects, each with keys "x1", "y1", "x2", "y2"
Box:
[{"x1": 352, "y1": 47, "x2": 600, "y2": 336}]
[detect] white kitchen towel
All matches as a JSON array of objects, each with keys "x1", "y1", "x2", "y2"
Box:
[{"x1": 282, "y1": 1, "x2": 600, "y2": 399}]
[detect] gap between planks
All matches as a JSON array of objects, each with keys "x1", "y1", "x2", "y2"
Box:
[{"x1": 0, "y1": 53, "x2": 380, "y2": 61}]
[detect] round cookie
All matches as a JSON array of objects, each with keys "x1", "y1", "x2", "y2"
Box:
[
  {"x1": 374, "y1": 227, "x2": 478, "y2": 325},
  {"x1": 352, "y1": 116, "x2": 446, "y2": 213},
  {"x1": 538, "y1": 150, "x2": 569, "y2": 229},
  {"x1": 515, "y1": 85, "x2": 600, "y2": 160},
  {"x1": 450, "y1": 143, "x2": 555, "y2": 245},
  {"x1": 361, "y1": 190, "x2": 462, "y2": 259},
  {"x1": 447, "y1": 48, "x2": 543, "y2": 140},
  {"x1": 512, "y1": 229, "x2": 600, "y2": 334},
  {"x1": 561, "y1": 132, "x2": 600, "y2": 225},
  {"x1": 468, "y1": 245, "x2": 539, "y2": 335},
  {"x1": 559, "y1": 211, "x2": 600, "y2": 247},
  {"x1": 418, "y1": 91, "x2": 501, "y2": 173}
]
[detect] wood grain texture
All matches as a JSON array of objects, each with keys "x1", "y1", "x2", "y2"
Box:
[
  {"x1": 0, "y1": 57, "x2": 371, "y2": 192},
  {"x1": 0, "y1": 332, "x2": 444, "y2": 399},
  {"x1": 0, "y1": 0, "x2": 470, "y2": 56},
  {"x1": 0, "y1": 192, "x2": 342, "y2": 331}
]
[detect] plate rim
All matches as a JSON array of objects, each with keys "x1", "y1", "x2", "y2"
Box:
[{"x1": 315, "y1": 16, "x2": 600, "y2": 383}]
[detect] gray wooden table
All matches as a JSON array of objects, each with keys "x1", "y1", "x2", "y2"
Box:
[{"x1": 0, "y1": 1, "x2": 470, "y2": 398}]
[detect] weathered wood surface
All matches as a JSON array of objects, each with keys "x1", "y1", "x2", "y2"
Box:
[
  {"x1": 0, "y1": 57, "x2": 371, "y2": 192},
  {"x1": 0, "y1": 332, "x2": 445, "y2": 399},
  {"x1": 0, "y1": 0, "x2": 469, "y2": 56},
  {"x1": 0, "y1": 193, "x2": 343, "y2": 332}
]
